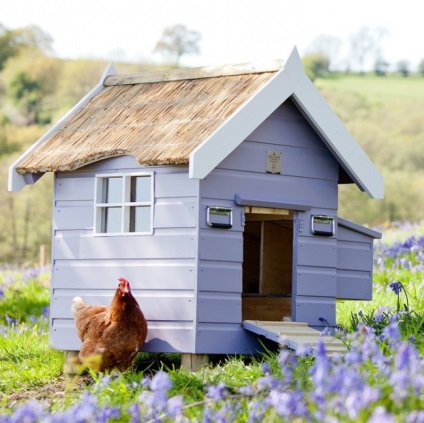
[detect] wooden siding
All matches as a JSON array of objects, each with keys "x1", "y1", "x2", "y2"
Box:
[
  {"x1": 336, "y1": 223, "x2": 375, "y2": 300},
  {"x1": 195, "y1": 323, "x2": 267, "y2": 354},
  {"x1": 51, "y1": 320, "x2": 194, "y2": 352},
  {"x1": 292, "y1": 209, "x2": 338, "y2": 327},
  {"x1": 50, "y1": 159, "x2": 199, "y2": 353},
  {"x1": 195, "y1": 99, "x2": 340, "y2": 351}
]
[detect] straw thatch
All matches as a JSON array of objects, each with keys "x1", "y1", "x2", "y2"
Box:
[{"x1": 16, "y1": 65, "x2": 280, "y2": 174}]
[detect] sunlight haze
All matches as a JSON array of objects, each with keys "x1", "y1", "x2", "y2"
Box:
[{"x1": 1, "y1": 0, "x2": 422, "y2": 70}]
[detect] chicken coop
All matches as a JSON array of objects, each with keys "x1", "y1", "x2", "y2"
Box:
[{"x1": 9, "y1": 48, "x2": 383, "y2": 360}]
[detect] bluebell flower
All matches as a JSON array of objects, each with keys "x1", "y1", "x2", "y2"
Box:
[
  {"x1": 2, "y1": 399, "x2": 45, "y2": 423},
  {"x1": 97, "y1": 374, "x2": 112, "y2": 389},
  {"x1": 295, "y1": 343, "x2": 313, "y2": 357},
  {"x1": 206, "y1": 382, "x2": 227, "y2": 401},
  {"x1": 246, "y1": 398, "x2": 269, "y2": 423},
  {"x1": 97, "y1": 406, "x2": 121, "y2": 423},
  {"x1": 260, "y1": 362, "x2": 271, "y2": 375},
  {"x1": 150, "y1": 371, "x2": 172, "y2": 392},
  {"x1": 167, "y1": 395, "x2": 183, "y2": 418},
  {"x1": 389, "y1": 281, "x2": 403, "y2": 295},
  {"x1": 368, "y1": 406, "x2": 396, "y2": 423},
  {"x1": 127, "y1": 403, "x2": 141, "y2": 423},
  {"x1": 267, "y1": 390, "x2": 304, "y2": 419},
  {"x1": 256, "y1": 375, "x2": 281, "y2": 391},
  {"x1": 5, "y1": 314, "x2": 17, "y2": 326},
  {"x1": 382, "y1": 322, "x2": 401, "y2": 346},
  {"x1": 407, "y1": 410, "x2": 424, "y2": 423}
]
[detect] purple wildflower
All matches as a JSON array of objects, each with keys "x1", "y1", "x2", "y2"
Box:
[
  {"x1": 382, "y1": 322, "x2": 402, "y2": 346},
  {"x1": 389, "y1": 281, "x2": 403, "y2": 295},
  {"x1": 1, "y1": 399, "x2": 45, "y2": 422},
  {"x1": 260, "y1": 362, "x2": 271, "y2": 375},
  {"x1": 167, "y1": 395, "x2": 183, "y2": 418},
  {"x1": 407, "y1": 410, "x2": 424, "y2": 423},
  {"x1": 368, "y1": 406, "x2": 396, "y2": 423},
  {"x1": 206, "y1": 382, "x2": 227, "y2": 401},
  {"x1": 150, "y1": 371, "x2": 172, "y2": 392},
  {"x1": 127, "y1": 403, "x2": 141, "y2": 423}
]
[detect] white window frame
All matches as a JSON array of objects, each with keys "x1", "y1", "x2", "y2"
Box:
[{"x1": 94, "y1": 172, "x2": 154, "y2": 236}]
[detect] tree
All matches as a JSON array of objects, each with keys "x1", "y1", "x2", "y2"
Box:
[
  {"x1": 302, "y1": 53, "x2": 330, "y2": 81},
  {"x1": 349, "y1": 26, "x2": 388, "y2": 74},
  {"x1": 418, "y1": 59, "x2": 424, "y2": 76},
  {"x1": 154, "y1": 24, "x2": 201, "y2": 65},
  {"x1": 0, "y1": 23, "x2": 20, "y2": 71},
  {"x1": 374, "y1": 59, "x2": 390, "y2": 76},
  {"x1": 8, "y1": 70, "x2": 43, "y2": 125},
  {"x1": 0, "y1": 24, "x2": 52, "y2": 71},
  {"x1": 396, "y1": 60, "x2": 410, "y2": 77},
  {"x1": 306, "y1": 35, "x2": 342, "y2": 71}
]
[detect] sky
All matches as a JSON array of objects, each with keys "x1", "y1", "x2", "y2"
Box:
[{"x1": 1, "y1": 0, "x2": 423, "y2": 70}]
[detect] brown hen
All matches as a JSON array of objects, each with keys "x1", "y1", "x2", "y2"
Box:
[{"x1": 71, "y1": 277, "x2": 148, "y2": 371}]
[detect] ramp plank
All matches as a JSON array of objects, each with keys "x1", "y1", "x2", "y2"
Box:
[{"x1": 243, "y1": 320, "x2": 346, "y2": 355}]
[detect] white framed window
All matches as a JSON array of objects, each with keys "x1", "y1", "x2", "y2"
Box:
[{"x1": 94, "y1": 172, "x2": 154, "y2": 235}]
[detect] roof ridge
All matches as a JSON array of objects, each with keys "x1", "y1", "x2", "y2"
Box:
[{"x1": 104, "y1": 60, "x2": 284, "y2": 86}]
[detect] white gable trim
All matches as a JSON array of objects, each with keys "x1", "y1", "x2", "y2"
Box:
[
  {"x1": 189, "y1": 48, "x2": 383, "y2": 199},
  {"x1": 189, "y1": 48, "x2": 301, "y2": 180},
  {"x1": 8, "y1": 63, "x2": 117, "y2": 192}
]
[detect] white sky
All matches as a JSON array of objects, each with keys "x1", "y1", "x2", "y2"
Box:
[{"x1": 1, "y1": 0, "x2": 422, "y2": 70}]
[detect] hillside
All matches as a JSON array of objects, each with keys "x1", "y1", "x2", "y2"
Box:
[
  {"x1": 1, "y1": 63, "x2": 424, "y2": 263},
  {"x1": 316, "y1": 74, "x2": 424, "y2": 225}
]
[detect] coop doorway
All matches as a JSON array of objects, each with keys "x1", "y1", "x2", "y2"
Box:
[{"x1": 241, "y1": 207, "x2": 293, "y2": 321}]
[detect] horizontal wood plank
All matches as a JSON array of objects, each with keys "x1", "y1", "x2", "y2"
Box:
[
  {"x1": 54, "y1": 233, "x2": 196, "y2": 260},
  {"x1": 197, "y1": 293, "x2": 241, "y2": 323},
  {"x1": 51, "y1": 319, "x2": 195, "y2": 352},
  {"x1": 51, "y1": 291, "x2": 194, "y2": 320},
  {"x1": 53, "y1": 261, "x2": 196, "y2": 290}
]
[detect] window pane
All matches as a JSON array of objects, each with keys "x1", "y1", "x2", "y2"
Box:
[
  {"x1": 129, "y1": 206, "x2": 151, "y2": 232},
  {"x1": 103, "y1": 207, "x2": 122, "y2": 233},
  {"x1": 130, "y1": 176, "x2": 151, "y2": 202},
  {"x1": 103, "y1": 177, "x2": 122, "y2": 203}
]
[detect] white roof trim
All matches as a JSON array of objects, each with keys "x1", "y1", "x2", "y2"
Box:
[
  {"x1": 189, "y1": 47, "x2": 383, "y2": 199},
  {"x1": 189, "y1": 47, "x2": 301, "y2": 180},
  {"x1": 8, "y1": 63, "x2": 117, "y2": 192}
]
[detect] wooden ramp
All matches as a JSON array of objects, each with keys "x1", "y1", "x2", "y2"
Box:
[{"x1": 243, "y1": 320, "x2": 347, "y2": 355}]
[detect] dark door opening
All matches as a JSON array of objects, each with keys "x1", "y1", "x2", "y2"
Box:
[{"x1": 242, "y1": 207, "x2": 293, "y2": 321}]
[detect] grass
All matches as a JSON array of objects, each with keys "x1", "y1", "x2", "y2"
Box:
[
  {"x1": 315, "y1": 73, "x2": 424, "y2": 100},
  {"x1": 1, "y1": 221, "x2": 424, "y2": 420},
  {"x1": 0, "y1": 325, "x2": 63, "y2": 396}
]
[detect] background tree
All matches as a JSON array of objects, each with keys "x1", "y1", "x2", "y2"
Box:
[
  {"x1": 374, "y1": 58, "x2": 390, "y2": 76},
  {"x1": 418, "y1": 58, "x2": 424, "y2": 76},
  {"x1": 396, "y1": 60, "x2": 410, "y2": 77},
  {"x1": 306, "y1": 35, "x2": 342, "y2": 71},
  {"x1": 349, "y1": 26, "x2": 388, "y2": 74},
  {"x1": 302, "y1": 53, "x2": 330, "y2": 81},
  {"x1": 3, "y1": 49, "x2": 61, "y2": 125},
  {"x1": 154, "y1": 24, "x2": 201, "y2": 65},
  {"x1": 0, "y1": 24, "x2": 52, "y2": 71}
]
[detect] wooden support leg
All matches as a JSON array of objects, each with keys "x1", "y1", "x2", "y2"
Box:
[
  {"x1": 64, "y1": 350, "x2": 80, "y2": 374},
  {"x1": 181, "y1": 354, "x2": 209, "y2": 371}
]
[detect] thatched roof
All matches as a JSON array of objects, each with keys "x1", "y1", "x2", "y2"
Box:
[{"x1": 15, "y1": 64, "x2": 280, "y2": 174}]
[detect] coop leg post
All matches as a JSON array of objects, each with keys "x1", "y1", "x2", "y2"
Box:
[
  {"x1": 181, "y1": 354, "x2": 209, "y2": 371},
  {"x1": 64, "y1": 350, "x2": 80, "y2": 374}
]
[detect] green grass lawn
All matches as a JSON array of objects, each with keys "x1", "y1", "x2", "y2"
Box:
[{"x1": 316, "y1": 73, "x2": 424, "y2": 100}]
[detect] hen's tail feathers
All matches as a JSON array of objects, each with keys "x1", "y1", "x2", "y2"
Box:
[{"x1": 71, "y1": 296, "x2": 85, "y2": 316}]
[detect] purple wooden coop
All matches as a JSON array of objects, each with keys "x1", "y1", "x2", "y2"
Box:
[{"x1": 9, "y1": 48, "x2": 383, "y2": 360}]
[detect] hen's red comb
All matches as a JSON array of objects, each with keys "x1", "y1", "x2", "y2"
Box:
[{"x1": 118, "y1": 277, "x2": 129, "y2": 284}]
